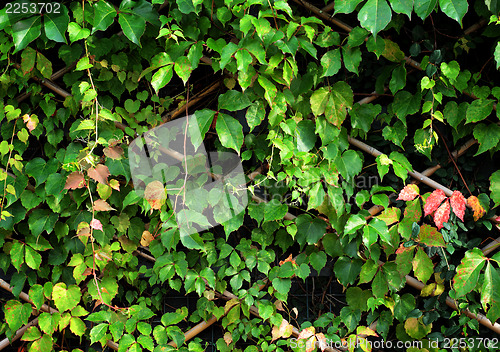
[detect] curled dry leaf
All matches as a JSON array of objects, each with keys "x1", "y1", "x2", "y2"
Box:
[
  {"x1": 144, "y1": 180, "x2": 166, "y2": 210},
  {"x1": 93, "y1": 199, "x2": 115, "y2": 211},
  {"x1": 279, "y1": 254, "x2": 296, "y2": 266},
  {"x1": 423, "y1": 189, "x2": 447, "y2": 217},
  {"x1": 433, "y1": 200, "x2": 450, "y2": 230},
  {"x1": 140, "y1": 230, "x2": 154, "y2": 246},
  {"x1": 397, "y1": 184, "x2": 420, "y2": 201},
  {"x1": 90, "y1": 218, "x2": 103, "y2": 231},
  {"x1": 64, "y1": 172, "x2": 85, "y2": 190},
  {"x1": 467, "y1": 196, "x2": 486, "y2": 221},
  {"x1": 449, "y1": 190, "x2": 466, "y2": 221},
  {"x1": 88, "y1": 164, "x2": 110, "y2": 185}
]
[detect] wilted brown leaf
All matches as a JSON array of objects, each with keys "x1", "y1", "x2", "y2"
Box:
[
  {"x1": 144, "y1": 180, "x2": 166, "y2": 210},
  {"x1": 108, "y1": 179, "x2": 120, "y2": 191},
  {"x1": 64, "y1": 172, "x2": 85, "y2": 190},
  {"x1": 103, "y1": 146, "x2": 124, "y2": 159},
  {"x1": 88, "y1": 164, "x2": 110, "y2": 185},
  {"x1": 93, "y1": 199, "x2": 115, "y2": 211},
  {"x1": 271, "y1": 318, "x2": 293, "y2": 342}
]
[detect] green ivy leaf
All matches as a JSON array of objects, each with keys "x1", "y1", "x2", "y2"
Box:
[
  {"x1": 342, "y1": 46, "x2": 362, "y2": 74},
  {"x1": 320, "y1": 49, "x2": 341, "y2": 77},
  {"x1": 412, "y1": 247, "x2": 434, "y2": 283},
  {"x1": 10, "y1": 241, "x2": 25, "y2": 271},
  {"x1": 334, "y1": 257, "x2": 363, "y2": 286},
  {"x1": 12, "y1": 16, "x2": 42, "y2": 54},
  {"x1": 25, "y1": 245, "x2": 42, "y2": 269},
  {"x1": 90, "y1": 323, "x2": 109, "y2": 345},
  {"x1": 416, "y1": 224, "x2": 446, "y2": 247},
  {"x1": 264, "y1": 200, "x2": 288, "y2": 222},
  {"x1": 295, "y1": 120, "x2": 316, "y2": 152},
  {"x1": 151, "y1": 64, "x2": 173, "y2": 94},
  {"x1": 218, "y1": 90, "x2": 252, "y2": 111},
  {"x1": 453, "y1": 248, "x2": 486, "y2": 297},
  {"x1": 36, "y1": 52, "x2": 52, "y2": 79},
  {"x1": 414, "y1": 0, "x2": 438, "y2": 20},
  {"x1": 52, "y1": 283, "x2": 81, "y2": 312},
  {"x1": 30, "y1": 334, "x2": 53, "y2": 352},
  {"x1": 473, "y1": 123, "x2": 500, "y2": 155},
  {"x1": 358, "y1": 0, "x2": 392, "y2": 37},
  {"x1": 174, "y1": 56, "x2": 192, "y2": 85},
  {"x1": 490, "y1": 170, "x2": 500, "y2": 208},
  {"x1": 296, "y1": 214, "x2": 327, "y2": 246},
  {"x1": 118, "y1": 13, "x2": 146, "y2": 47},
  {"x1": 22, "y1": 326, "x2": 41, "y2": 341},
  {"x1": 28, "y1": 284, "x2": 44, "y2": 311},
  {"x1": 4, "y1": 300, "x2": 32, "y2": 331},
  {"x1": 439, "y1": 0, "x2": 468, "y2": 25},
  {"x1": 92, "y1": 0, "x2": 117, "y2": 33},
  {"x1": 335, "y1": 0, "x2": 363, "y2": 14},
  {"x1": 389, "y1": 0, "x2": 413, "y2": 18},
  {"x1": 309, "y1": 251, "x2": 327, "y2": 273},
  {"x1": 481, "y1": 262, "x2": 500, "y2": 323},
  {"x1": 67, "y1": 22, "x2": 90, "y2": 43},
  {"x1": 70, "y1": 317, "x2": 87, "y2": 337},
  {"x1": 215, "y1": 113, "x2": 243, "y2": 154},
  {"x1": 466, "y1": 99, "x2": 494, "y2": 123}
]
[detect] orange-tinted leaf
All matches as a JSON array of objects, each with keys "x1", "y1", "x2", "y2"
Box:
[
  {"x1": 223, "y1": 332, "x2": 232, "y2": 345},
  {"x1": 64, "y1": 172, "x2": 86, "y2": 190},
  {"x1": 90, "y1": 219, "x2": 103, "y2": 231},
  {"x1": 467, "y1": 196, "x2": 486, "y2": 221},
  {"x1": 108, "y1": 179, "x2": 120, "y2": 191},
  {"x1": 22, "y1": 114, "x2": 38, "y2": 132},
  {"x1": 417, "y1": 224, "x2": 446, "y2": 247},
  {"x1": 297, "y1": 326, "x2": 315, "y2": 340},
  {"x1": 305, "y1": 336, "x2": 317, "y2": 352},
  {"x1": 93, "y1": 199, "x2": 115, "y2": 211},
  {"x1": 271, "y1": 318, "x2": 293, "y2": 342},
  {"x1": 450, "y1": 190, "x2": 466, "y2": 221},
  {"x1": 397, "y1": 184, "x2": 419, "y2": 201},
  {"x1": 103, "y1": 146, "x2": 124, "y2": 159},
  {"x1": 77, "y1": 222, "x2": 90, "y2": 237},
  {"x1": 87, "y1": 164, "x2": 110, "y2": 185},
  {"x1": 279, "y1": 254, "x2": 296, "y2": 266},
  {"x1": 423, "y1": 189, "x2": 447, "y2": 216},
  {"x1": 140, "y1": 230, "x2": 154, "y2": 246},
  {"x1": 144, "y1": 180, "x2": 166, "y2": 210},
  {"x1": 356, "y1": 326, "x2": 379, "y2": 337},
  {"x1": 316, "y1": 332, "x2": 328, "y2": 352},
  {"x1": 433, "y1": 200, "x2": 450, "y2": 230}
]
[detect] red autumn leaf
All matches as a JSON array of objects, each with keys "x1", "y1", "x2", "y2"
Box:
[
  {"x1": 22, "y1": 114, "x2": 38, "y2": 132},
  {"x1": 87, "y1": 164, "x2": 110, "y2": 185},
  {"x1": 467, "y1": 196, "x2": 486, "y2": 221},
  {"x1": 144, "y1": 180, "x2": 166, "y2": 210},
  {"x1": 90, "y1": 218, "x2": 103, "y2": 231},
  {"x1": 423, "y1": 189, "x2": 447, "y2": 217},
  {"x1": 433, "y1": 200, "x2": 450, "y2": 230},
  {"x1": 64, "y1": 172, "x2": 86, "y2": 190},
  {"x1": 397, "y1": 184, "x2": 420, "y2": 201},
  {"x1": 449, "y1": 190, "x2": 466, "y2": 221},
  {"x1": 103, "y1": 146, "x2": 124, "y2": 159},
  {"x1": 93, "y1": 199, "x2": 115, "y2": 211}
]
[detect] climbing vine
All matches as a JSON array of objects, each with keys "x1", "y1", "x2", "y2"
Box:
[{"x1": 0, "y1": 0, "x2": 500, "y2": 351}]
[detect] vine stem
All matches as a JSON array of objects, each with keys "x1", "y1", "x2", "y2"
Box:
[{"x1": 434, "y1": 127, "x2": 472, "y2": 196}]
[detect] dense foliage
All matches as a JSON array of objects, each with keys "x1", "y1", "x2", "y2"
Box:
[{"x1": 1, "y1": 0, "x2": 500, "y2": 351}]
